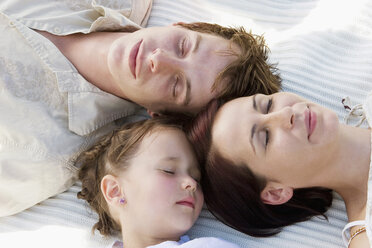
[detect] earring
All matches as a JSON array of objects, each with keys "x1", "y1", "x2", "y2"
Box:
[{"x1": 119, "y1": 198, "x2": 126, "y2": 204}]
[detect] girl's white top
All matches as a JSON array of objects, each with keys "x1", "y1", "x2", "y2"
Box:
[{"x1": 108, "y1": 235, "x2": 240, "y2": 248}]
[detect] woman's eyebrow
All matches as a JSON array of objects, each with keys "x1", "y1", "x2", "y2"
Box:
[
  {"x1": 253, "y1": 94, "x2": 258, "y2": 112},
  {"x1": 250, "y1": 124, "x2": 257, "y2": 154}
]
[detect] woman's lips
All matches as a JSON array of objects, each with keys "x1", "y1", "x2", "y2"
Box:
[
  {"x1": 305, "y1": 107, "x2": 317, "y2": 139},
  {"x1": 309, "y1": 109, "x2": 317, "y2": 138},
  {"x1": 129, "y1": 40, "x2": 142, "y2": 79}
]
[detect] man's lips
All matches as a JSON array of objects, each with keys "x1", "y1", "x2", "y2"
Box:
[
  {"x1": 176, "y1": 197, "x2": 195, "y2": 209},
  {"x1": 129, "y1": 39, "x2": 142, "y2": 79},
  {"x1": 305, "y1": 107, "x2": 317, "y2": 139}
]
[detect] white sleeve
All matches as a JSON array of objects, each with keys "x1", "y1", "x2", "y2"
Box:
[{"x1": 0, "y1": 0, "x2": 153, "y2": 34}]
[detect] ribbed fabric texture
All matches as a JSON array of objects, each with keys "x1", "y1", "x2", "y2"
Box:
[
  {"x1": 148, "y1": 0, "x2": 372, "y2": 247},
  {"x1": 1, "y1": 1, "x2": 371, "y2": 247}
]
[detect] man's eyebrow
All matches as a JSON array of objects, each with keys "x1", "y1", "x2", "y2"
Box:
[
  {"x1": 182, "y1": 79, "x2": 191, "y2": 106},
  {"x1": 192, "y1": 33, "x2": 201, "y2": 53},
  {"x1": 181, "y1": 33, "x2": 199, "y2": 107}
]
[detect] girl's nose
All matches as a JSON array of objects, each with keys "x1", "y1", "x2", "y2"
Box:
[{"x1": 182, "y1": 176, "x2": 197, "y2": 193}]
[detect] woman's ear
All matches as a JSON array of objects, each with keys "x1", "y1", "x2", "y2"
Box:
[
  {"x1": 260, "y1": 182, "x2": 293, "y2": 205},
  {"x1": 101, "y1": 175, "x2": 123, "y2": 207}
]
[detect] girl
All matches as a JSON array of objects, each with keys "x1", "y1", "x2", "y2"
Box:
[
  {"x1": 188, "y1": 92, "x2": 371, "y2": 248},
  {"x1": 77, "y1": 118, "x2": 240, "y2": 248}
]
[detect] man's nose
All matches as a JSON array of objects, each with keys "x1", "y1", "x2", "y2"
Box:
[
  {"x1": 264, "y1": 107, "x2": 294, "y2": 130},
  {"x1": 149, "y1": 48, "x2": 178, "y2": 73}
]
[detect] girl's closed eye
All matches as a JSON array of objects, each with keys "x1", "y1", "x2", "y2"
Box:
[{"x1": 161, "y1": 169, "x2": 175, "y2": 175}]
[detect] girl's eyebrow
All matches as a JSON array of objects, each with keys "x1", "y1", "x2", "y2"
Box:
[{"x1": 160, "y1": 156, "x2": 179, "y2": 162}]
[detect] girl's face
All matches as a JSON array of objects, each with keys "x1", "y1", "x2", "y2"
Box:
[
  {"x1": 120, "y1": 128, "x2": 203, "y2": 239},
  {"x1": 212, "y1": 92, "x2": 340, "y2": 188}
]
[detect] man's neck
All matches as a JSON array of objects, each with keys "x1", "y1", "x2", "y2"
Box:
[{"x1": 36, "y1": 30, "x2": 128, "y2": 99}]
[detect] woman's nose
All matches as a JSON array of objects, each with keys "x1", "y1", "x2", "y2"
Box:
[
  {"x1": 149, "y1": 48, "x2": 177, "y2": 73},
  {"x1": 264, "y1": 107, "x2": 294, "y2": 130}
]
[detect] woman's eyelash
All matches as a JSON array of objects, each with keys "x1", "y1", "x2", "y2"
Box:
[
  {"x1": 265, "y1": 129, "x2": 270, "y2": 148},
  {"x1": 266, "y1": 98, "x2": 273, "y2": 113}
]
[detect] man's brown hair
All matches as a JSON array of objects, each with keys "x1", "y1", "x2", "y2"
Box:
[{"x1": 178, "y1": 22, "x2": 281, "y2": 101}]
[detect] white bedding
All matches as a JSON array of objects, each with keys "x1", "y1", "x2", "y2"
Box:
[{"x1": 1, "y1": 0, "x2": 372, "y2": 247}]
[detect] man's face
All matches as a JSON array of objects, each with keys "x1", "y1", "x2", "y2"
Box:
[{"x1": 107, "y1": 25, "x2": 238, "y2": 114}]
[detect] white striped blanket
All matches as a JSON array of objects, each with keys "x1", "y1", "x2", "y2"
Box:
[{"x1": 1, "y1": 0, "x2": 372, "y2": 247}]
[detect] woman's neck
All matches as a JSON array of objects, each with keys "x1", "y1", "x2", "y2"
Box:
[
  {"x1": 325, "y1": 124, "x2": 371, "y2": 221},
  {"x1": 36, "y1": 30, "x2": 128, "y2": 99}
]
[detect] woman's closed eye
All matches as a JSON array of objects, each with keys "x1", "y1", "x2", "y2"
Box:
[
  {"x1": 265, "y1": 129, "x2": 270, "y2": 149},
  {"x1": 264, "y1": 98, "x2": 272, "y2": 150}
]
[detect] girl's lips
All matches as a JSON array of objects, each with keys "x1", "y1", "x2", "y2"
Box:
[
  {"x1": 129, "y1": 40, "x2": 142, "y2": 79},
  {"x1": 176, "y1": 197, "x2": 195, "y2": 209}
]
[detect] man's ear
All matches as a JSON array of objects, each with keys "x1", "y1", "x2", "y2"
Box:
[
  {"x1": 173, "y1": 22, "x2": 185, "y2": 26},
  {"x1": 260, "y1": 182, "x2": 293, "y2": 205},
  {"x1": 147, "y1": 109, "x2": 161, "y2": 118},
  {"x1": 101, "y1": 175, "x2": 122, "y2": 206}
]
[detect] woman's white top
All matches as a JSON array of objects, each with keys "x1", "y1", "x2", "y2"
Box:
[
  {"x1": 365, "y1": 92, "x2": 372, "y2": 245},
  {"x1": 342, "y1": 91, "x2": 372, "y2": 246},
  {"x1": 0, "y1": 0, "x2": 152, "y2": 217}
]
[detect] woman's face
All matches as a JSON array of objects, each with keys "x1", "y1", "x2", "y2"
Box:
[
  {"x1": 107, "y1": 25, "x2": 238, "y2": 114},
  {"x1": 120, "y1": 128, "x2": 203, "y2": 239},
  {"x1": 212, "y1": 92, "x2": 340, "y2": 187}
]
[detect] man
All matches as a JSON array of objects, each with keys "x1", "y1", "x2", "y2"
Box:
[{"x1": 0, "y1": 0, "x2": 280, "y2": 216}]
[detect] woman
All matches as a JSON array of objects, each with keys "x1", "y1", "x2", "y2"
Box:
[
  {"x1": 0, "y1": 0, "x2": 280, "y2": 217},
  {"x1": 77, "y1": 118, "x2": 240, "y2": 248},
  {"x1": 188, "y1": 92, "x2": 371, "y2": 247}
]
